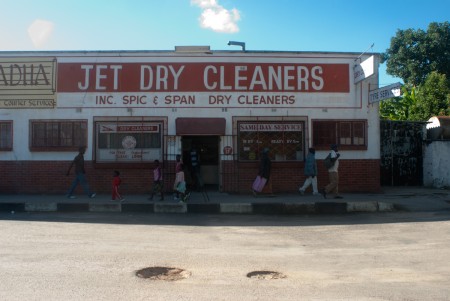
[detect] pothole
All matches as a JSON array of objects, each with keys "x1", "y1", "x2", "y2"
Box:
[
  {"x1": 135, "y1": 266, "x2": 191, "y2": 281},
  {"x1": 246, "y1": 270, "x2": 287, "y2": 280}
]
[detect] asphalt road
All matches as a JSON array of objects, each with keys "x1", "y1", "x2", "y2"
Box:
[{"x1": 1, "y1": 211, "x2": 450, "y2": 301}]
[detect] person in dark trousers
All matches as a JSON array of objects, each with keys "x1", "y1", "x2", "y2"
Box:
[
  {"x1": 149, "y1": 159, "x2": 164, "y2": 201},
  {"x1": 66, "y1": 146, "x2": 96, "y2": 199},
  {"x1": 190, "y1": 144, "x2": 202, "y2": 191},
  {"x1": 299, "y1": 148, "x2": 319, "y2": 195},
  {"x1": 111, "y1": 170, "x2": 125, "y2": 202},
  {"x1": 173, "y1": 154, "x2": 182, "y2": 200},
  {"x1": 321, "y1": 144, "x2": 342, "y2": 199},
  {"x1": 253, "y1": 147, "x2": 272, "y2": 196},
  {"x1": 259, "y1": 147, "x2": 272, "y2": 179}
]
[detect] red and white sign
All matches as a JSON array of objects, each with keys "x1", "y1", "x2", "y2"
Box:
[
  {"x1": 99, "y1": 124, "x2": 160, "y2": 133},
  {"x1": 223, "y1": 146, "x2": 233, "y2": 155},
  {"x1": 57, "y1": 62, "x2": 349, "y2": 93}
]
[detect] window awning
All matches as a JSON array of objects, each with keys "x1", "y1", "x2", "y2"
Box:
[{"x1": 176, "y1": 118, "x2": 226, "y2": 135}]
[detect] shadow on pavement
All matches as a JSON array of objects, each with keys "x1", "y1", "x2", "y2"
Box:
[{"x1": 1, "y1": 210, "x2": 450, "y2": 227}]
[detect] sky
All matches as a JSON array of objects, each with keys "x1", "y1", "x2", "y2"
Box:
[{"x1": 1, "y1": 0, "x2": 449, "y2": 86}]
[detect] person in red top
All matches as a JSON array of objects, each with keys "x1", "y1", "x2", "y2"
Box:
[{"x1": 111, "y1": 170, "x2": 125, "y2": 202}]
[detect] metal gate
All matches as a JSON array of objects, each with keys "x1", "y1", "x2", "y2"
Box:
[
  {"x1": 164, "y1": 134, "x2": 240, "y2": 193},
  {"x1": 219, "y1": 135, "x2": 239, "y2": 193},
  {"x1": 380, "y1": 120, "x2": 425, "y2": 186},
  {"x1": 163, "y1": 135, "x2": 180, "y2": 189}
]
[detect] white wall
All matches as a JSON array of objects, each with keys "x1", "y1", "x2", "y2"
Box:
[
  {"x1": 0, "y1": 51, "x2": 381, "y2": 161},
  {"x1": 423, "y1": 141, "x2": 450, "y2": 188}
]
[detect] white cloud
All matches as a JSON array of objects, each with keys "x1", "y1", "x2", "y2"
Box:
[
  {"x1": 28, "y1": 19, "x2": 54, "y2": 48},
  {"x1": 191, "y1": 0, "x2": 240, "y2": 33}
]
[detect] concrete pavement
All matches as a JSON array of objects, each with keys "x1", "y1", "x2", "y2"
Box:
[{"x1": 1, "y1": 186, "x2": 449, "y2": 214}]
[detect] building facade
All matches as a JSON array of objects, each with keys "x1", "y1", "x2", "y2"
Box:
[{"x1": 0, "y1": 49, "x2": 381, "y2": 195}]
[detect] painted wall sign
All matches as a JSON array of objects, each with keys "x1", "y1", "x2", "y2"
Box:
[
  {"x1": 238, "y1": 122, "x2": 304, "y2": 161},
  {"x1": 0, "y1": 57, "x2": 57, "y2": 108},
  {"x1": 56, "y1": 61, "x2": 356, "y2": 108},
  {"x1": 54, "y1": 56, "x2": 360, "y2": 109},
  {"x1": 99, "y1": 123, "x2": 160, "y2": 133},
  {"x1": 57, "y1": 62, "x2": 349, "y2": 93},
  {"x1": 239, "y1": 123, "x2": 303, "y2": 132},
  {"x1": 95, "y1": 122, "x2": 162, "y2": 162}
]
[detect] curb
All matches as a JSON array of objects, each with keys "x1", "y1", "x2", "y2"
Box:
[{"x1": 0, "y1": 201, "x2": 396, "y2": 214}]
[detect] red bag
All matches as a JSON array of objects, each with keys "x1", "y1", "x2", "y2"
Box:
[{"x1": 252, "y1": 176, "x2": 267, "y2": 192}]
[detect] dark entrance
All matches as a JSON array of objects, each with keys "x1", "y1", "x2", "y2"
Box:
[
  {"x1": 380, "y1": 120, "x2": 425, "y2": 186},
  {"x1": 181, "y1": 136, "x2": 220, "y2": 191}
]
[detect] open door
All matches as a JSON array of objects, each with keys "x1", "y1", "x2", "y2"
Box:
[{"x1": 181, "y1": 136, "x2": 219, "y2": 191}]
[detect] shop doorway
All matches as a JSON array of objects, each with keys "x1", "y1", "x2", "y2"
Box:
[{"x1": 181, "y1": 136, "x2": 220, "y2": 191}]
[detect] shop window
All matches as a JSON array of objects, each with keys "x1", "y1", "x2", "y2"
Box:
[
  {"x1": 0, "y1": 121, "x2": 13, "y2": 151},
  {"x1": 312, "y1": 120, "x2": 367, "y2": 150},
  {"x1": 95, "y1": 121, "x2": 163, "y2": 163},
  {"x1": 238, "y1": 121, "x2": 304, "y2": 161},
  {"x1": 30, "y1": 120, "x2": 87, "y2": 151}
]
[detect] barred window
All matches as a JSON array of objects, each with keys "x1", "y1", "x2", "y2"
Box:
[
  {"x1": 238, "y1": 121, "x2": 304, "y2": 161},
  {"x1": 0, "y1": 121, "x2": 13, "y2": 150},
  {"x1": 312, "y1": 120, "x2": 367, "y2": 150},
  {"x1": 30, "y1": 120, "x2": 87, "y2": 151},
  {"x1": 95, "y1": 121, "x2": 163, "y2": 163}
]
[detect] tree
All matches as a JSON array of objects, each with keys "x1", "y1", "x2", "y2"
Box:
[
  {"x1": 384, "y1": 22, "x2": 450, "y2": 87},
  {"x1": 410, "y1": 72, "x2": 450, "y2": 121},
  {"x1": 380, "y1": 73, "x2": 450, "y2": 121},
  {"x1": 381, "y1": 22, "x2": 450, "y2": 121}
]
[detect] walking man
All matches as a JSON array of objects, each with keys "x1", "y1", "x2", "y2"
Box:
[
  {"x1": 321, "y1": 144, "x2": 342, "y2": 199},
  {"x1": 190, "y1": 144, "x2": 202, "y2": 191},
  {"x1": 66, "y1": 146, "x2": 96, "y2": 199},
  {"x1": 299, "y1": 148, "x2": 319, "y2": 195}
]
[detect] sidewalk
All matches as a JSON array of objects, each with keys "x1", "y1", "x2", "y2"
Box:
[{"x1": 0, "y1": 186, "x2": 449, "y2": 214}]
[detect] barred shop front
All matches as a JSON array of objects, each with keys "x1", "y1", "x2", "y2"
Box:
[{"x1": 0, "y1": 49, "x2": 381, "y2": 195}]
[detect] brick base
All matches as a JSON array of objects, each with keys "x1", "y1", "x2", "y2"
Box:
[{"x1": 0, "y1": 159, "x2": 380, "y2": 194}]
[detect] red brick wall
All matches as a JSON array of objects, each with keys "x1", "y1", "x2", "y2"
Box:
[
  {"x1": 223, "y1": 159, "x2": 381, "y2": 194},
  {"x1": 0, "y1": 161, "x2": 155, "y2": 195},
  {"x1": 0, "y1": 159, "x2": 380, "y2": 195}
]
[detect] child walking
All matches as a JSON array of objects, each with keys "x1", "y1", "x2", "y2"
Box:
[
  {"x1": 111, "y1": 170, "x2": 125, "y2": 201},
  {"x1": 174, "y1": 164, "x2": 190, "y2": 203},
  {"x1": 149, "y1": 160, "x2": 164, "y2": 201}
]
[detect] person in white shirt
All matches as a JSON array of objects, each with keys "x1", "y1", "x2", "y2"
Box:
[{"x1": 321, "y1": 144, "x2": 343, "y2": 199}]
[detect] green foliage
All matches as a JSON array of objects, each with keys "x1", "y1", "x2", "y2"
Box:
[
  {"x1": 381, "y1": 22, "x2": 450, "y2": 121},
  {"x1": 380, "y1": 85, "x2": 416, "y2": 120},
  {"x1": 410, "y1": 72, "x2": 450, "y2": 121},
  {"x1": 385, "y1": 21, "x2": 450, "y2": 87}
]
